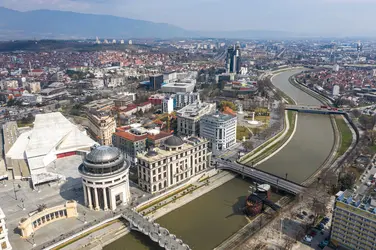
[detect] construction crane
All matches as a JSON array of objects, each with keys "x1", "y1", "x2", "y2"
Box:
[{"x1": 143, "y1": 112, "x2": 176, "y2": 132}]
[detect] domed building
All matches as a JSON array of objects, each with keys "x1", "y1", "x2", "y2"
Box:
[{"x1": 79, "y1": 146, "x2": 131, "y2": 211}]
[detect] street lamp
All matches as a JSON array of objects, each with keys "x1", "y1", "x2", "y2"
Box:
[
  {"x1": 31, "y1": 233, "x2": 36, "y2": 247},
  {"x1": 12, "y1": 180, "x2": 18, "y2": 200},
  {"x1": 83, "y1": 212, "x2": 87, "y2": 224},
  {"x1": 285, "y1": 173, "x2": 288, "y2": 180},
  {"x1": 276, "y1": 178, "x2": 279, "y2": 193},
  {"x1": 21, "y1": 198, "x2": 25, "y2": 210}
]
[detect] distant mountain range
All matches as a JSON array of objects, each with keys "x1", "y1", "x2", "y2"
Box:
[{"x1": 0, "y1": 7, "x2": 301, "y2": 40}]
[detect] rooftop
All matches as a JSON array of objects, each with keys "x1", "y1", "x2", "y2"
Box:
[
  {"x1": 137, "y1": 136, "x2": 206, "y2": 162},
  {"x1": 176, "y1": 102, "x2": 216, "y2": 119},
  {"x1": 336, "y1": 189, "x2": 376, "y2": 217},
  {"x1": 202, "y1": 112, "x2": 236, "y2": 123}
]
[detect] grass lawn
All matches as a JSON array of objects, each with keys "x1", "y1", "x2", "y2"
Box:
[
  {"x1": 237, "y1": 126, "x2": 252, "y2": 141},
  {"x1": 242, "y1": 111, "x2": 296, "y2": 164},
  {"x1": 335, "y1": 116, "x2": 352, "y2": 156}
]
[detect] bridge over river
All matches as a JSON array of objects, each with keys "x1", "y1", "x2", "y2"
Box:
[
  {"x1": 122, "y1": 208, "x2": 191, "y2": 250},
  {"x1": 285, "y1": 105, "x2": 346, "y2": 115}
]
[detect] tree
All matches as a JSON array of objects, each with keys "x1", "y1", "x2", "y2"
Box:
[
  {"x1": 243, "y1": 141, "x2": 254, "y2": 151},
  {"x1": 339, "y1": 173, "x2": 355, "y2": 190},
  {"x1": 366, "y1": 130, "x2": 376, "y2": 146},
  {"x1": 219, "y1": 101, "x2": 236, "y2": 112},
  {"x1": 351, "y1": 109, "x2": 362, "y2": 119}
]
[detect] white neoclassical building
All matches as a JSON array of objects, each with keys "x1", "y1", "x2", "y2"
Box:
[{"x1": 79, "y1": 146, "x2": 131, "y2": 211}]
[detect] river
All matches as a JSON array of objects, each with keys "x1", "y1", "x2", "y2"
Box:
[
  {"x1": 104, "y1": 69, "x2": 335, "y2": 250},
  {"x1": 256, "y1": 69, "x2": 335, "y2": 183}
]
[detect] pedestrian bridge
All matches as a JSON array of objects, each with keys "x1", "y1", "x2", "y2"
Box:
[
  {"x1": 215, "y1": 159, "x2": 305, "y2": 195},
  {"x1": 122, "y1": 209, "x2": 191, "y2": 250},
  {"x1": 285, "y1": 105, "x2": 346, "y2": 115}
]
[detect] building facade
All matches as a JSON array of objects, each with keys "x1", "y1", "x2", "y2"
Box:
[
  {"x1": 162, "y1": 96, "x2": 174, "y2": 114},
  {"x1": 113, "y1": 126, "x2": 172, "y2": 164},
  {"x1": 0, "y1": 207, "x2": 11, "y2": 250},
  {"x1": 200, "y1": 112, "x2": 237, "y2": 153},
  {"x1": 18, "y1": 201, "x2": 78, "y2": 238},
  {"x1": 86, "y1": 112, "x2": 116, "y2": 146},
  {"x1": 330, "y1": 190, "x2": 376, "y2": 250},
  {"x1": 175, "y1": 92, "x2": 200, "y2": 109},
  {"x1": 150, "y1": 74, "x2": 164, "y2": 90},
  {"x1": 136, "y1": 136, "x2": 211, "y2": 194},
  {"x1": 225, "y1": 44, "x2": 241, "y2": 74},
  {"x1": 79, "y1": 146, "x2": 131, "y2": 211},
  {"x1": 176, "y1": 102, "x2": 216, "y2": 136}
]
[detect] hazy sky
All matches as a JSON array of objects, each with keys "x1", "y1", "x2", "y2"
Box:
[{"x1": 2, "y1": 0, "x2": 376, "y2": 36}]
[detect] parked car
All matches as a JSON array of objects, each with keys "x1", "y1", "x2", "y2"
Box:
[
  {"x1": 309, "y1": 231, "x2": 317, "y2": 237},
  {"x1": 297, "y1": 214, "x2": 304, "y2": 220},
  {"x1": 319, "y1": 240, "x2": 329, "y2": 249},
  {"x1": 302, "y1": 211, "x2": 308, "y2": 216},
  {"x1": 303, "y1": 235, "x2": 313, "y2": 245}
]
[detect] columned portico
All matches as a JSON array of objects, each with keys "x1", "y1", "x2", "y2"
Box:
[{"x1": 79, "y1": 146, "x2": 131, "y2": 211}]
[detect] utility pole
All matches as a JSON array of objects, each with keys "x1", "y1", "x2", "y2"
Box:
[{"x1": 13, "y1": 180, "x2": 18, "y2": 200}]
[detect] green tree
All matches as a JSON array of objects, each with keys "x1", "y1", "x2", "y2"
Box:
[{"x1": 339, "y1": 173, "x2": 355, "y2": 190}]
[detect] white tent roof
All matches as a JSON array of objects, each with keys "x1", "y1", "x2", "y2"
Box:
[{"x1": 7, "y1": 112, "x2": 97, "y2": 179}]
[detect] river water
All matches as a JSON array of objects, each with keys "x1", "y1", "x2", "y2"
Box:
[{"x1": 104, "y1": 69, "x2": 335, "y2": 250}]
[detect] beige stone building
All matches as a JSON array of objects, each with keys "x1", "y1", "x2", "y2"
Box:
[
  {"x1": 137, "y1": 136, "x2": 211, "y2": 194},
  {"x1": 18, "y1": 201, "x2": 78, "y2": 238},
  {"x1": 86, "y1": 112, "x2": 116, "y2": 146}
]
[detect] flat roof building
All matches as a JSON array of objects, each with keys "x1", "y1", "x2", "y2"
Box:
[
  {"x1": 161, "y1": 82, "x2": 195, "y2": 94},
  {"x1": 200, "y1": 112, "x2": 237, "y2": 153},
  {"x1": 0, "y1": 207, "x2": 12, "y2": 250},
  {"x1": 176, "y1": 102, "x2": 216, "y2": 136},
  {"x1": 330, "y1": 189, "x2": 376, "y2": 250},
  {"x1": 136, "y1": 136, "x2": 211, "y2": 194}
]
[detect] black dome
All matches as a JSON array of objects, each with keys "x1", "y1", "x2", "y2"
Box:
[
  {"x1": 164, "y1": 136, "x2": 184, "y2": 147},
  {"x1": 85, "y1": 146, "x2": 121, "y2": 164}
]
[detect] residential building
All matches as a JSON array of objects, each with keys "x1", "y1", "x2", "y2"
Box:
[
  {"x1": 200, "y1": 112, "x2": 237, "y2": 153},
  {"x1": 40, "y1": 82, "x2": 68, "y2": 101},
  {"x1": 149, "y1": 94, "x2": 166, "y2": 106},
  {"x1": 136, "y1": 136, "x2": 211, "y2": 193},
  {"x1": 79, "y1": 146, "x2": 131, "y2": 211},
  {"x1": 84, "y1": 99, "x2": 114, "y2": 112},
  {"x1": 150, "y1": 74, "x2": 164, "y2": 90},
  {"x1": 26, "y1": 82, "x2": 41, "y2": 93},
  {"x1": 104, "y1": 76, "x2": 125, "y2": 88},
  {"x1": 0, "y1": 207, "x2": 12, "y2": 250},
  {"x1": 113, "y1": 125, "x2": 172, "y2": 164},
  {"x1": 86, "y1": 111, "x2": 116, "y2": 146},
  {"x1": 330, "y1": 190, "x2": 376, "y2": 250},
  {"x1": 161, "y1": 82, "x2": 195, "y2": 94},
  {"x1": 114, "y1": 95, "x2": 133, "y2": 108},
  {"x1": 162, "y1": 96, "x2": 174, "y2": 114},
  {"x1": 175, "y1": 92, "x2": 200, "y2": 109},
  {"x1": 177, "y1": 102, "x2": 216, "y2": 136}
]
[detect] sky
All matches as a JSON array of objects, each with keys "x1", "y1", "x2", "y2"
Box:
[{"x1": 2, "y1": 0, "x2": 376, "y2": 36}]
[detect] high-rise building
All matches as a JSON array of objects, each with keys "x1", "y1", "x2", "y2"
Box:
[
  {"x1": 330, "y1": 190, "x2": 376, "y2": 250},
  {"x1": 225, "y1": 44, "x2": 241, "y2": 74},
  {"x1": 136, "y1": 136, "x2": 211, "y2": 194},
  {"x1": 150, "y1": 74, "x2": 164, "y2": 90},
  {"x1": 200, "y1": 112, "x2": 237, "y2": 153},
  {"x1": 176, "y1": 102, "x2": 216, "y2": 136}
]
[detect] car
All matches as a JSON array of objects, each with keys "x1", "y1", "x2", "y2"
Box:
[
  {"x1": 322, "y1": 217, "x2": 330, "y2": 223},
  {"x1": 297, "y1": 214, "x2": 304, "y2": 220},
  {"x1": 319, "y1": 240, "x2": 329, "y2": 249},
  {"x1": 309, "y1": 231, "x2": 317, "y2": 237},
  {"x1": 302, "y1": 211, "x2": 308, "y2": 216},
  {"x1": 303, "y1": 235, "x2": 313, "y2": 245},
  {"x1": 309, "y1": 214, "x2": 315, "y2": 220}
]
